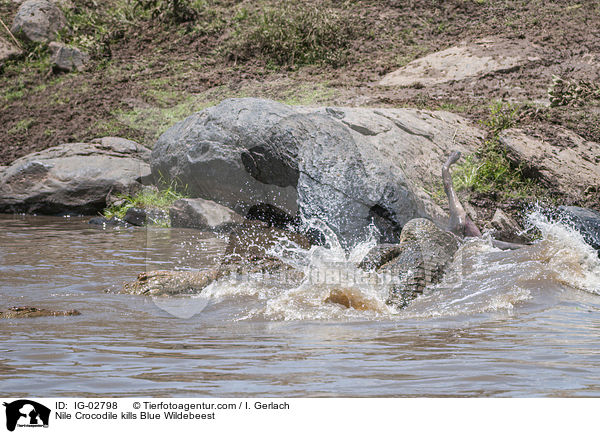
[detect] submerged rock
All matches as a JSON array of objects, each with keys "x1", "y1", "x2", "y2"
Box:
[
  {"x1": 11, "y1": 0, "x2": 67, "y2": 43},
  {"x1": 557, "y1": 206, "x2": 600, "y2": 253},
  {"x1": 486, "y1": 208, "x2": 531, "y2": 244},
  {"x1": 324, "y1": 288, "x2": 382, "y2": 311},
  {"x1": 379, "y1": 218, "x2": 460, "y2": 308},
  {"x1": 123, "y1": 207, "x2": 169, "y2": 226},
  {"x1": 169, "y1": 198, "x2": 245, "y2": 232},
  {"x1": 0, "y1": 306, "x2": 81, "y2": 319},
  {"x1": 151, "y1": 97, "x2": 483, "y2": 246},
  {"x1": 0, "y1": 139, "x2": 150, "y2": 215},
  {"x1": 88, "y1": 216, "x2": 130, "y2": 228}
]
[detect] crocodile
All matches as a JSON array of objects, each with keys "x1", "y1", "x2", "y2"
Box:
[
  {"x1": 364, "y1": 151, "x2": 525, "y2": 309},
  {"x1": 0, "y1": 306, "x2": 81, "y2": 319}
]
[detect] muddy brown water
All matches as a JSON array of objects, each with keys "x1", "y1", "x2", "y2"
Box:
[{"x1": 1, "y1": 214, "x2": 600, "y2": 397}]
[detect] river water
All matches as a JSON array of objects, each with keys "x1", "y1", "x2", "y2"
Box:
[{"x1": 1, "y1": 213, "x2": 600, "y2": 397}]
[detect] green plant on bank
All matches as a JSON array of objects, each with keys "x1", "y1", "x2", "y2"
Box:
[
  {"x1": 111, "y1": 94, "x2": 211, "y2": 142},
  {"x1": 548, "y1": 75, "x2": 600, "y2": 107},
  {"x1": 103, "y1": 184, "x2": 187, "y2": 227},
  {"x1": 452, "y1": 102, "x2": 539, "y2": 198},
  {"x1": 452, "y1": 140, "x2": 537, "y2": 198},
  {"x1": 57, "y1": 0, "x2": 143, "y2": 54},
  {"x1": 480, "y1": 100, "x2": 519, "y2": 134},
  {"x1": 8, "y1": 118, "x2": 35, "y2": 134},
  {"x1": 226, "y1": 3, "x2": 357, "y2": 68},
  {"x1": 1, "y1": 44, "x2": 54, "y2": 101},
  {"x1": 134, "y1": 0, "x2": 201, "y2": 23}
]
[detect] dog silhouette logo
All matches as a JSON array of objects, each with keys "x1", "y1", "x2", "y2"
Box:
[{"x1": 3, "y1": 400, "x2": 50, "y2": 432}]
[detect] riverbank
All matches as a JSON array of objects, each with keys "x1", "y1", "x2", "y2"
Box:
[{"x1": 2, "y1": 0, "x2": 599, "y2": 216}]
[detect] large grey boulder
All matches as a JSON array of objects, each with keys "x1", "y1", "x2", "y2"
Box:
[
  {"x1": 0, "y1": 138, "x2": 150, "y2": 214},
  {"x1": 49, "y1": 41, "x2": 89, "y2": 72},
  {"x1": 151, "y1": 98, "x2": 483, "y2": 247},
  {"x1": 11, "y1": 0, "x2": 67, "y2": 43},
  {"x1": 499, "y1": 127, "x2": 600, "y2": 201},
  {"x1": 169, "y1": 198, "x2": 244, "y2": 232}
]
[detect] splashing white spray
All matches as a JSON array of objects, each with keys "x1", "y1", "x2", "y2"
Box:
[{"x1": 197, "y1": 209, "x2": 600, "y2": 321}]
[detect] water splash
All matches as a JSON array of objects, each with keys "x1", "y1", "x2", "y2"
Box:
[
  {"x1": 524, "y1": 210, "x2": 600, "y2": 295},
  {"x1": 249, "y1": 218, "x2": 396, "y2": 320},
  {"x1": 194, "y1": 209, "x2": 600, "y2": 321}
]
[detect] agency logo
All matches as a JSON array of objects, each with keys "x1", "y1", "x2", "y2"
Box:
[{"x1": 3, "y1": 400, "x2": 50, "y2": 432}]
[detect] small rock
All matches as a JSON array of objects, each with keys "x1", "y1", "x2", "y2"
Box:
[
  {"x1": 88, "y1": 216, "x2": 130, "y2": 228},
  {"x1": 169, "y1": 198, "x2": 245, "y2": 232},
  {"x1": 49, "y1": 41, "x2": 89, "y2": 72},
  {"x1": 124, "y1": 207, "x2": 169, "y2": 226},
  {"x1": 486, "y1": 208, "x2": 530, "y2": 244},
  {"x1": 0, "y1": 306, "x2": 81, "y2": 319},
  {"x1": 11, "y1": 0, "x2": 67, "y2": 43},
  {"x1": 0, "y1": 36, "x2": 22, "y2": 64}
]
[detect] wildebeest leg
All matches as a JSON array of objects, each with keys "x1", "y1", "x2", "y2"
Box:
[{"x1": 442, "y1": 151, "x2": 482, "y2": 237}]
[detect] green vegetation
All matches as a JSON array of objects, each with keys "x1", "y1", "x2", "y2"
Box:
[
  {"x1": 133, "y1": 0, "x2": 201, "y2": 23},
  {"x1": 451, "y1": 141, "x2": 537, "y2": 198},
  {"x1": 57, "y1": 1, "x2": 141, "y2": 53},
  {"x1": 103, "y1": 184, "x2": 187, "y2": 227},
  {"x1": 1, "y1": 45, "x2": 53, "y2": 101},
  {"x1": 480, "y1": 101, "x2": 519, "y2": 134},
  {"x1": 226, "y1": 3, "x2": 358, "y2": 68},
  {"x1": 90, "y1": 117, "x2": 128, "y2": 137},
  {"x1": 451, "y1": 102, "x2": 541, "y2": 199},
  {"x1": 112, "y1": 94, "x2": 211, "y2": 142},
  {"x1": 277, "y1": 82, "x2": 337, "y2": 105},
  {"x1": 8, "y1": 118, "x2": 34, "y2": 134},
  {"x1": 548, "y1": 75, "x2": 600, "y2": 107},
  {"x1": 54, "y1": 0, "x2": 226, "y2": 58}
]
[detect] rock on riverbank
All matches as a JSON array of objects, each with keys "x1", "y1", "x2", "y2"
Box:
[
  {"x1": 11, "y1": 0, "x2": 66, "y2": 43},
  {"x1": 0, "y1": 137, "x2": 150, "y2": 214},
  {"x1": 499, "y1": 127, "x2": 600, "y2": 203}
]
